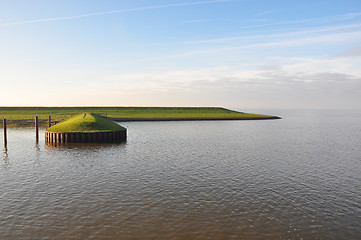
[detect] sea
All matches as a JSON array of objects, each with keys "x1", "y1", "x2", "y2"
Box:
[{"x1": 1, "y1": 110, "x2": 360, "y2": 239}]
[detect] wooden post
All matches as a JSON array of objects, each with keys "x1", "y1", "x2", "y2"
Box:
[
  {"x1": 3, "y1": 118, "x2": 7, "y2": 147},
  {"x1": 35, "y1": 115, "x2": 39, "y2": 143},
  {"x1": 48, "y1": 116, "x2": 51, "y2": 128}
]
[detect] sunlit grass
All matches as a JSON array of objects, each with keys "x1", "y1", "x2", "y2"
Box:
[
  {"x1": 47, "y1": 113, "x2": 125, "y2": 132},
  {"x1": 0, "y1": 107, "x2": 277, "y2": 121}
]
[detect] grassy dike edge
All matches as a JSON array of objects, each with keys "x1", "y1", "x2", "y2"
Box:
[{"x1": 0, "y1": 107, "x2": 281, "y2": 127}]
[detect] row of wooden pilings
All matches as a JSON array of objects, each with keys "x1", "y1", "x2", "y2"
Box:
[
  {"x1": 2, "y1": 116, "x2": 127, "y2": 146},
  {"x1": 45, "y1": 130, "x2": 127, "y2": 144},
  {"x1": 3, "y1": 115, "x2": 51, "y2": 147}
]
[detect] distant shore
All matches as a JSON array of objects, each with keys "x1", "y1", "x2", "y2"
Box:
[
  {"x1": 0, "y1": 107, "x2": 281, "y2": 127},
  {"x1": 111, "y1": 116, "x2": 281, "y2": 121}
]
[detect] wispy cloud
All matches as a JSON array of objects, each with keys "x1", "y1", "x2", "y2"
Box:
[
  {"x1": 181, "y1": 19, "x2": 210, "y2": 24},
  {"x1": 239, "y1": 12, "x2": 361, "y2": 29},
  {"x1": 253, "y1": 10, "x2": 275, "y2": 17},
  {"x1": 181, "y1": 23, "x2": 361, "y2": 44},
  {"x1": 0, "y1": 0, "x2": 233, "y2": 26},
  {"x1": 143, "y1": 30, "x2": 361, "y2": 61}
]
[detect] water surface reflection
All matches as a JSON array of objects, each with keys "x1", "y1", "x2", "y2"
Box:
[{"x1": 0, "y1": 111, "x2": 360, "y2": 239}]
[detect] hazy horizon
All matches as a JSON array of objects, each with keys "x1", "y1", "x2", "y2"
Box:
[{"x1": 1, "y1": 0, "x2": 361, "y2": 110}]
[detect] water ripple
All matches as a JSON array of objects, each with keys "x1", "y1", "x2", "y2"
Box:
[{"x1": 1, "y1": 111, "x2": 361, "y2": 239}]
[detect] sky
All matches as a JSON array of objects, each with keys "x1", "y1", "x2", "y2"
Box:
[{"x1": 1, "y1": 0, "x2": 361, "y2": 110}]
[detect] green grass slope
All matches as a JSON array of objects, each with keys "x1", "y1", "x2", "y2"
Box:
[
  {"x1": 47, "y1": 113, "x2": 125, "y2": 133},
  {"x1": 0, "y1": 107, "x2": 279, "y2": 121}
]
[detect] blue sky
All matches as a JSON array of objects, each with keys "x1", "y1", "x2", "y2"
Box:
[{"x1": 1, "y1": 0, "x2": 361, "y2": 109}]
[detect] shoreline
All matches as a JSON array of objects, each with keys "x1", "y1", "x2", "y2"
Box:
[
  {"x1": 2, "y1": 116, "x2": 281, "y2": 127},
  {"x1": 111, "y1": 116, "x2": 281, "y2": 121},
  {"x1": 0, "y1": 107, "x2": 281, "y2": 127}
]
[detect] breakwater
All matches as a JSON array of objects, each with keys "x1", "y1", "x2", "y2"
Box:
[
  {"x1": 45, "y1": 130, "x2": 126, "y2": 144},
  {"x1": 110, "y1": 116, "x2": 281, "y2": 122}
]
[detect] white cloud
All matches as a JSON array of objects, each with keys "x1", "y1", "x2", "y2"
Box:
[
  {"x1": 335, "y1": 47, "x2": 361, "y2": 57},
  {"x1": 2, "y1": 58, "x2": 360, "y2": 108},
  {"x1": 80, "y1": 55, "x2": 361, "y2": 109}
]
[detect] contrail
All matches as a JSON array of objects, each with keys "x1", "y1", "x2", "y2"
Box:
[
  {"x1": 239, "y1": 12, "x2": 361, "y2": 29},
  {"x1": 1, "y1": 0, "x2": 233, "y2": 26},
  {"x1": 182, "y1": 23, "x2": 361, "y2": 45}
]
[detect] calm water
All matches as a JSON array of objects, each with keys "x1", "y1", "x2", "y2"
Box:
[{"x1": 1, "y1": 110, "x2": 360, "y2": 239}]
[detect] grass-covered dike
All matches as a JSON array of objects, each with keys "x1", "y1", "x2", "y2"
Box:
[
  {"x1": 47, "y1": 113, "x2": 126, "y2": 133},
  {"x1": 0, "y1": 107, "x2": 280, "y2": 126}
]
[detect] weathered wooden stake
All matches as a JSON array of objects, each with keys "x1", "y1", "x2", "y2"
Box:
[
  {"x1": 3, "y1": 118, "x2": 7, "y2": 147},
  {"x1": 48, "y1": 116, "x2": 51, "y2": 128},
  {"x1": 35, "y1": 115, "x2": 39, "y2": 143}
]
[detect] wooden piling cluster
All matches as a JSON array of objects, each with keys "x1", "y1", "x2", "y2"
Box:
[
  {"x1": 3, "y1": 118, "x2": 7, "y2": 146},
  {"x1": 3, "y1": 116, "x2": 42, "y2": 146},
  {"x1": 45, "y1": 130, "x2": 126, "y2": 144}
]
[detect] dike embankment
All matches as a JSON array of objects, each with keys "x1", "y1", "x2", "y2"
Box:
[{"x1": 111, "y1": 116, "x2": 281, "y2": 121}]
